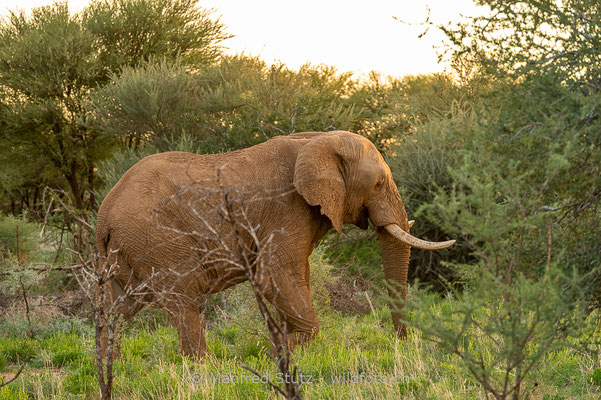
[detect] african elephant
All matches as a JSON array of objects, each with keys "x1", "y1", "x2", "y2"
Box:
[{"x1": 96, "y1": 130, "x2": 454, "y2": 359}]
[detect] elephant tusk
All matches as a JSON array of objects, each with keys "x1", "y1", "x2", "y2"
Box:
[
  {"x1": 384, "y1": 224, "x2": 455, "y2": 250},
  {"x1": 408, "y1": 220, "x2": 415, "y2": 228}
]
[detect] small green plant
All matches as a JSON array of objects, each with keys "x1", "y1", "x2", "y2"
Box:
[
  {"x1": 0, "y1": 339, "x2": 37, "y2": 364},
  {"x1": 0, "y1": 385, "x2": 28, "y2": 400},
  {"x1": 64, "y1": 363, "x2": 98, "y2": 395},
  {"x1": 591, "y1": 367, "x2": 601, "y2": 387}
]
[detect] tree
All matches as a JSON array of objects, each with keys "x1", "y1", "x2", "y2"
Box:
[
  {"x1": 0, "y1": 0, "x2": 229, "y2": 213},
  {"x1": 441, "y1": 0, "x2": 601, "y2": 90},
  {"x1": 348, "y1": 72, "x2": 469, "y2": 153},
  {"x1": 90, "y1": 55, "x2": 361, "y2": 155},
  {"x1": 404, "y1": 1, "x2": 601, "y2": 397},
  {"x1": 83, "y1": 0, "x2": 231, "y2": 69}
]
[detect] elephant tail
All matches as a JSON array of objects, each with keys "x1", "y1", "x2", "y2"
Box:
[{"x1": 95, "y1": 219, "x2": 110, "y2": 273}]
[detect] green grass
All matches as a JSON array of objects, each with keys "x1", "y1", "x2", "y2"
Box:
[
  {"x1": 0, "y1": 295, "x2": 599, "y2": 399},
  {"x1": 1, "y1": 248, "x2": 600, "y2": 399}
]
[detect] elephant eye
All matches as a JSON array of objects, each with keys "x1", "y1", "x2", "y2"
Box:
[{"x1": 375, "y1": 179, "x2": 384, "y2": 189}]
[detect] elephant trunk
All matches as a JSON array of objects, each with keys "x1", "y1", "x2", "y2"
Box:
[{"x1": 376, "y1": 227, "x2": 411, "y2": 339}]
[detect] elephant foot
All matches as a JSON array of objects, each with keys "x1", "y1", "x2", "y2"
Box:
[
  {"x1": 268, "y1": 326, "x2": 319, "y2": 357},
  {"x1": 168, "y1": 305, "x2": 209, "y2": 361}
]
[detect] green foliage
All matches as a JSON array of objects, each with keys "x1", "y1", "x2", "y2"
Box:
[
  {"x1": 0, "y1": 0, "x2": 230, "y2": 212},
  {"x1": 0, "y1": 338, "x2": 37, "y2": 364},
  {"x1": 0, "y1": 2, "x2": 102, "y2": 211},
  {"x1": 389, "y1": 106, "x2": 476, "y2": 289},
  {"x1": 0, "y1": 312, "x2": 92, "y2": 339},
  {"x1": 0, "y1": 385, "x2": 28, "y2": 400},
  {"x1": 89, "y1": 59, "x2": 215, "y2": 152},
  {"x1": 307, "y1": 248, "x2": 336, "y2": 312},
  {"x1": 90, "y1": 55, "x2": 361, "y2": 156},
  {"x1": 322, "y1": 227, "x2": 383, "y2": 281},
  {"x1": 0, "y1": 294, "x2": 599, "y2": 399},
  {"x1": 407, "y1": 77, "x2": 599, "y2": 398},
  {"x1": 400, "y1": 3, "x2": 601, "y2": 397},
  {"x1": 199, "y1": 56, "x2": 358, "y2": 146},
  {"x1": 42, "y1": 334, "x2": 88, "y2": 367},
  {"x1": 442, "y1": 0, "x2": 601, "y2": 90},
  {"x1": 412, "y1": 268, "x2": 589, "y2": 399},
  {"x1": 349, "y1": 72, "x2": 469, "y2": 152},
  {"x1": 0, "y1": 214, "x2": 39, "y2": 259},
  {"x1": 591, "y1": 368, "x2": 601, "y2": 387},
  {"x1": 83, "y1": 0, "x2": 230, "y2": 68},
  {"x1": 63, "y1": 358, "x2": 98, "y2": 395}
]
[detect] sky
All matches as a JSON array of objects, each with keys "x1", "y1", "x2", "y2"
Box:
[{"x1": 0, "y1": 0, "x2": 482, "y2": 78}]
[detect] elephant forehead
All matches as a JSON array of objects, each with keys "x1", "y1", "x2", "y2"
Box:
[{"x1": 354, "y1": 152, "x2": 389, "y2": 176}]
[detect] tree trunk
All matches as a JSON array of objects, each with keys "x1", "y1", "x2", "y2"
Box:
[
  {"x1": 88, "y1": 165, "x2": 96, "y2": 210},
  {"x1": 65, "y1": 161, "x2": 85, "y2": 211}
]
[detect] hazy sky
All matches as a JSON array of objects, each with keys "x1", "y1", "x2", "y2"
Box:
[{"x1": 1, "y1": 0, "x2": 482, "y2": 78}]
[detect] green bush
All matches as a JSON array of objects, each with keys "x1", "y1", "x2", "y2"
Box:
[
  {"x1": 408, "y1": 70, "x2": 600, "y2": 399},
  {"x1": 389, "y1": 107, "x2": 475, "y2": 289},
  {"x1": 0, "y1": 313, "x2": 92, "y2": 339},
  {"x1": 42, "y1": 334, "x2": 88, "y2": 367},
  {"x1": 321, "y1": 227, "x2": 383, "y2": 282},
  {"x1": 0, "y1": 214, "x2": 39, "y2": 260},
  {"x1": 0, "y1": 338, "x2": 37, "y2": 364},
  {"x1": 0, "y1": 386, "x2": 28, "y2": 400}
]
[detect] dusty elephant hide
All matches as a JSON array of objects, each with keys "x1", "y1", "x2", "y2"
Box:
[{"x1": 95, "y1": 130, "x2": 454, "y2": 359}]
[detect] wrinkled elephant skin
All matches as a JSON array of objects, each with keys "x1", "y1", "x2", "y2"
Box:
[{"x1": 96, "y1": 131, "x2": 454, "y2": 359}]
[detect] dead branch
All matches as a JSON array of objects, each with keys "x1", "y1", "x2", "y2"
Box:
[
  {"x1": 0, "y1": 361, "x2": 27, "y2": 388},
  {"x1": 214, "y1": 170, "x2": 303, "y2": 399},
  {"x1": 18, "y1": 276, "x2": 32, "y2": 336}
]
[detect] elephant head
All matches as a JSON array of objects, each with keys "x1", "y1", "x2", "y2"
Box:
[{"x1": 293, "y1": 131, "x2": 454, "y2": 338}]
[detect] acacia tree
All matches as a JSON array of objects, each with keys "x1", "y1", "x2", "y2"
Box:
[
  {"x1": 441, "y1": 0, "x2": 601, "y2": 89},
  {"x1": 0, "y1": 0, "x2": 229, "y2": 213},
  {"x1": 90, "y1": 55, "x2": 361, "y2": 155},
  {"x1": 405, "y1": 1, "x2": 601, "y2": 398},
  {"x1": 438, "y1": 0, "x2": 601, "y2": 255}
]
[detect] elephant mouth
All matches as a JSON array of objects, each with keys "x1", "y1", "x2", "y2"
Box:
[{"x1": 353, "y1": 207, "x2": 369, "y2": 230}]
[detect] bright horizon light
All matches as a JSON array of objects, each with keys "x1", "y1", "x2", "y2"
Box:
[{"x1": 1, "y1": 0, "x2": 483, "y2": 78}]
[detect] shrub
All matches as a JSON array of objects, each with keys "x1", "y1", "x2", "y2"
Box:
[
  {"x1": 409, "y1": 70, "x2": 600, "y2": 399},
  {"x1": 0, "y1": 214, "x2": 39, "y2": 260},
  {"x1": 63, "y1": 358, "x2": 98, "y2": 395},
  {"x1": 389, "y1": 106, "x2": 475, "y2": 289},
  {"x1": 321, "y1": 227, "x2": 382, "y2": 283},
  {"x1": 0, "y1": 338, "x2": 37, "y2": 364}
]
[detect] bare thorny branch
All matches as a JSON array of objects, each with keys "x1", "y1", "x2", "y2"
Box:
[
  {"x1": 48, "y1": 163, "x2": 304, "y2": 399},
  {"x1": 155, "y1": 167, "x2": 304, "y2": 398},
  {"x1": 213, "y1": 167, "x2": 303, "y2": 399},
  {"x1": 0, "y1": 360, "x2": 28, "y2": 389}
]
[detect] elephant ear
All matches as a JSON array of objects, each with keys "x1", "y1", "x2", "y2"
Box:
[{"x1": 293, "y1": 134, "x2": 346, "y2": 232}]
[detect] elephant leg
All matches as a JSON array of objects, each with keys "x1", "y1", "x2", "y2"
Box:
[
  {"x1": 166, "y1": 303, "x2": 208, "y2": 360},
  {"x1": 264, "y1": 271, "x2": 319, "y2": 350}
]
